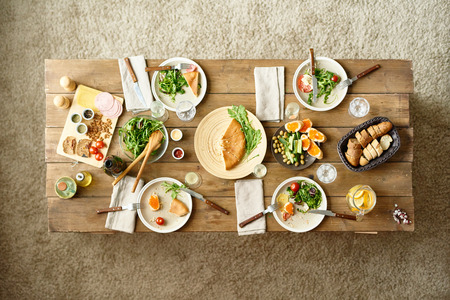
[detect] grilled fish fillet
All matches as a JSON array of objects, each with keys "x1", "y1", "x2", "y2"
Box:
[{"x1": 221, "y1": 119, "x2": 246, "y2": 170}]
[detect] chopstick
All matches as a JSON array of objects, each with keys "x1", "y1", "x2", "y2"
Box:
[
  {"x1": 131, "y1": 130, "x2": 163, "y2": 193},
  {"x1": 112, "y1": 142, "x2": 151, "y2": 186}
]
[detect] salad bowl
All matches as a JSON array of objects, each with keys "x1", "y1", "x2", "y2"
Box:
[
  {"x1": 119, "y1": 115, "x2": 169, "y2": 163},
  {"x1": 293, "y1": 57, "x2": 348, "y2": 111}
]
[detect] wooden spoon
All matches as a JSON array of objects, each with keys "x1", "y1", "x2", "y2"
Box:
[{"x1": 132, "y1": 130, "x2": 164, "y2": 193}]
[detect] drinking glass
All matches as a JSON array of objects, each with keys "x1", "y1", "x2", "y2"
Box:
[
  {"x1": 150, "y1": 101, "x2": 169, "y2": 122},
  {"x1": 348, "y1": 97, "x2": 370, "y2": 118},
  {"x1": 284, "y1": 102, "x2": 300, "y2": 121},
  {"x1": 346, "y1": 185, "x2": 377, "y2": 221},
  {"x1": 176, "y1": 101, "x2": 196, "y2": 122},
  {"x1": 185, "y1": 172, "x2": 202, "y2": 189},
  {"x1": 253, "y1": 164, "x2": 267, "y2": 178},
  {"x1": 316, "y1": 163, "x2": 337, "y2": 184}
]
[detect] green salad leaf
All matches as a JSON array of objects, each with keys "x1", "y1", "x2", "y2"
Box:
[
  {"x1": 227, "y1": 105, "x2": 262, "y2": 157},
  {"x1": 119, "y1": 117, "x2": 164, "y2": 158},
  {"x1": 306, "y1": 68, "x2": 339, "y2": 105},
  {"x1": 162, "y1": 181, "x2": 186, "y2": 199},
  {"x1": 287, "y1": 180, "x2": 322, "y2": 211},
  {"x1": 158, "y1": 69, "x2": 188, "y2": 102}
]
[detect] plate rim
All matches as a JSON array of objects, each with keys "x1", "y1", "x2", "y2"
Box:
[
  {"x1": 271, "y1": 176, "x2": 327, "y2": 233},
  {"x1": 151, "y1": 57, "x2": 207, "y2": 112},
  {"x1": 292, "y1": 56, "x2": 348, "y2": 112},
  {"x1": 194, "y1": 106, "x2": 267, "y2": 180},
  {"x1": 136, "y1": 177, "x2": 192, "y2": 233}
]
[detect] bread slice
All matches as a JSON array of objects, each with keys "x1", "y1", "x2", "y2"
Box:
[
  {"x1": 356, "y1": 129, "x2": 372, "y2": 148},
  {"x1": 371, "y1": 139, "x2": 383, "y2": 157},
  {"x1": 183, "y1": 71, "x2": 199, "y2": 97},
  {"x1": 347, "y1": 138, "x2": 361, "y2": 150},
  {"x1": 63, "y1": 136, "x2": 77, "y2": 155},
  {"x1": 366, "y1": 143, "x2": 378, "y2": 159},
  {"x1": 367, "y1": 126, "x2": 379, "y2": 139},
  {"x1": 378, "y1": 122, "x2": 393, "y2": 135},
  {"x1": 76, "y1": 139, "x2": 91, "y2": 158},
  {"x1": 363, "y1": 147, "x2": 373, "y2": 161},
  {"x1": 374, "y1": 125, "x2": 383, "y2": 138},
  {"x1": 380, "y1": 134, "x2": 393, "y2": 150},
  {"x1": 360, "y1": 156, "x2": 370, "y2": 166},
  {"x1": 169, "y1": 199, "x2": 189, "y2": 216}
]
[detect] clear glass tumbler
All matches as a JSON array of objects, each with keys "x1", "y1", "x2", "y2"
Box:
[
  {"x1": 316, "y1": 163, "x2": 337, "y2": 184},
  {"x1": 284, "y1": 102, "x2": 300, "y2": 121},
  {"x1": 150, "y1": 101, "x2": 169, "y2": 122},
  {"x1": 253, "y1": 164, "x2": 267, "y2": 178},
  {"x1": 176, "y1": 101, "x2": 196, "y2": 122},
  {"x1": 348, "y1": 97, "x2": 370, "y2": 118},
  {"x1": 185, "y1": 172, "x2": 202, "y2": 189}
]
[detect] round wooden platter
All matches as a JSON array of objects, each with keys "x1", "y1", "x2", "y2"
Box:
[{"x1": 194, "y1": 107, "x2": 267, "y2": 180}]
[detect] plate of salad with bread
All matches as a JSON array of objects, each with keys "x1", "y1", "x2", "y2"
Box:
[
  {"x1": 293, "y1": 56, "x2": 348, "y2": 111},
  {"x1": 151, "y1": 57, "x2": 207, "y2": 111}
]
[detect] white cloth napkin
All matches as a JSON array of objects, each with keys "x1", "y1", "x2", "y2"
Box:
[
  {"x1": 105, "y1": 176, "x2": 144, "y2": 234},
  {"x1": 118, "y1": 55, "x2": 152, "y2": 113},
  {"x1": 235, "y1": 179, "x2": 265, "y2": 236},
  {"x1": 254, "y1": 67, "x2": 285, "y2": 122}
]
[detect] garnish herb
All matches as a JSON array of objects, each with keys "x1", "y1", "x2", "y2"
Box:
[
  {"x1": 158, "y1": 70, "x2": 188, "y2": 102},
  {"x1": 305, "y1": 68, "x2": 339, "y2": 105},
  {"x1": 119, "y1": 117, "x2": 164, "y2": 158},
  {"x1": 162, "y1": 181, "x2": 186, "y2": 199},
  {"x1": 227, "y1": 105, "x2": 262, "y2": 156}
]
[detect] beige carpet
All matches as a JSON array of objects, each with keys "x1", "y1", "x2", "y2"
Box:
[{"x1": 1, "y1": 0, "x2": 449, "y2": 298}]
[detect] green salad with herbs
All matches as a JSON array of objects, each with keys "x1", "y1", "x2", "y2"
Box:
[
  {"x1": 161, "y1": 182, "x2": 186, "y2": 199},
  {"x1": 306, "y1": 68, "x2": 340, "y2": 105},
  {"x1": 287, "y1": 180, "x2": 322, "y2": 212},
  {"x1": 158, "y1": 69, "x2": 188, "y2": 102},
  {"x1": 227, "y1": 105, "x2": 262, "y2": 158},
  {"x1": 119, "y1": 117, "x2": 164, "y2": 158}
]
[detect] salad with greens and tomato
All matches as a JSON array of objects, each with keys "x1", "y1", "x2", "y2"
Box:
[{"x1": 297, "y1": 68, "x2": 340, "y2": 105}]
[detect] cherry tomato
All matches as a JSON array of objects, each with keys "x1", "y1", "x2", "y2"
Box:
[
  {"x1": 290, "y1": 182, "x2": 300, "y2": 194},
  {"x1": 89, "y1": 146, "x2": 98, "y2": 155},
  {"x1": 297, "y1": 74, "x2": 313, "y2": 93},
  {"x1": 95, "y1": 140, "x2": 105, "y2": 149},
  {"x1": 95, "y1": 152, "x2": 104, "y2": 161},
  {"x1": 156, "y1": 217, "x2": 165, "y2": 225},
  {"x1": 331, "y1": 74, "x2": 339, "y2": 82}
]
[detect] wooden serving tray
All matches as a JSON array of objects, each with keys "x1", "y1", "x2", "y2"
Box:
[{"x1": 56, "y1": 85, "x2": 123, "y2": 168}]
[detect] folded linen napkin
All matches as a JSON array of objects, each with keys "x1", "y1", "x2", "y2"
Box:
[
  {"x1": 105, "y1": 176, "x2": 144, "y2": 234},
  {"x1": 118, "y1": 55, "x2": 152, "y2": 113},
  {"x1": 235, "y1": 179, "x2": 265, "y2": 236},
  {"x1": 254, "y1": 67, "x2": 285, "y2": 122}
]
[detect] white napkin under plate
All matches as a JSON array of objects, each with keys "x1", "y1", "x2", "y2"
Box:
[
  {"x1": 254, "y1": 67, "x2": 285, "y2": 122},
  {"x1": 118, "y1": 55, "x2": 152, "y2": 113},
  {"x1": 235, "y1": 179, "x2": 265, "y2": 236},
  {"x1": 105, "y1": 176, "x2": 144, "y2": 234}
]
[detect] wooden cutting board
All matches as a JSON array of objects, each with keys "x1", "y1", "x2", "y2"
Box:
[{"x1": 56, "y1": 85, "x2": 123, "y2": 168}]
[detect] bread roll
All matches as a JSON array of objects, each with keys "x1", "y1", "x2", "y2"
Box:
[
  {"x1": 347, "y1": 138, "x2": 361, "y2": 150},
  {"x1": 377, "y1": 122, "x2": 393, "y2": 135},
  {"x1": 345, "y1": 152, "x2": 361, "y2": 167}
]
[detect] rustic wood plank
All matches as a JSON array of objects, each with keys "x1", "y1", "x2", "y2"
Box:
[
  {"x1": 46, "y1": 162, "x2": 413, "y2": 198},
  {"x1": 45, "y1": 127, "x2": 414, "y2": 163},
  {"x1": 45, "y1": 59, "x2": 413, "y2": 94},
  {"x1": 48, "y1": 196, "x2": 414, "y2": 232},
  {"x1": 46, "y1": 93, "x2": 411, "y2": 128}
]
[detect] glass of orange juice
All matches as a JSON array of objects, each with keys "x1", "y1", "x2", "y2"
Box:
[{"x1": 346, "y1": 185, "x2": 376, "y2": 221}]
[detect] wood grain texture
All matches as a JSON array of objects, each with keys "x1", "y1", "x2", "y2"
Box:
[
  {"x1": 45, "y1": 59, "x2": 413, "y2": 94},
  {"x1": 48, "y1": 196, "x2": 414, "y2": 232},
  {"x1": 46, "y1": 93, "x2": 411, "y2": 128}
]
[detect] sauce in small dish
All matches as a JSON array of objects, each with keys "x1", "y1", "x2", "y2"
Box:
[
  {"x1": 172, "y1": 147, "x2": 184, "y2": 160},
  {"x1": 71, "y1": 113, "x2": 82, "y2": 124},
  {"x1": 82, "y1": 108, "x2": 94, "y2": 120},
  {"x1": 76, "y1": 123, "x2": 88, "y2": 135},
  {"x1": 170, "y1": 129, "x2": 183, "y2": 141}
]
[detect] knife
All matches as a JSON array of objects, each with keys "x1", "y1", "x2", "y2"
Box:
[
  {"x1": 337, "y1": 64, "x2": 380, "y2": 89},
  {"x1": 309, "y1": 48, "x2": 318, "y2": 103},
  {"x1": 309, "y1": 209, "x2": 357, "y2": 220},
  {"x1": 124, "y1": 57, "x2": 147, "y2": 107},
  {"x1": 239, "y1": 203, "x2": 279, "y2": 228},
  {"x1": 145, "y1": 63, "x2": 192, "y2": 72},
  {"x1": 180, "y1": 188, "x2": 229, "y2": 215}
]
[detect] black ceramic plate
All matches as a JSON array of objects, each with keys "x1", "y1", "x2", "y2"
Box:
[
  {"x1": 337, "y1": 116, "x2": 401, "y2": 172},
  {"x1": 270, "y1": 125, "x2": 316, "y2": 170}
]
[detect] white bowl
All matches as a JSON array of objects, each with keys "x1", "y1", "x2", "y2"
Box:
[
  {"x1": 293, "y1": 57, "x2": 348, "y2": 111},
  {"x1": 172, "y1": 147, "x2": 184, "y2": 160},
  {"x1": 170, "y1": 129, "x2": 183, "y2": 141}
]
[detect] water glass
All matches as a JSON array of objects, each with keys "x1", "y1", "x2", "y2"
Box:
[
  {"x1": 185, "y1": 172, "x2": 202, "y2": 189},
  {"x1": 176, "y1": 101, "x2": 196, "y2": 122},
  {"x1": 253, "y1": 164, "x2": 267, "y2": 178},
  {"x1": 284, "y1": 102, "x2": 300, "y2": 121},
  {"x1": 316, "y1": 163, "x2": 337, "y2": 184},
  {"x1": 150, "y1": 101, "x2": 169, "y2": 122},
  {"x1": 348, "y1": 97, "x2": 370, "y2": 118}
]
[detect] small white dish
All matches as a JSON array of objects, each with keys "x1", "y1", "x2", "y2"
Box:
[
  {"x1": 76, "y1": 123, "x2": 88, "y2": 135},
  {"x1": 82, "y1": 108, "x2": 95, "y2": 120},
  {"x1": 293, "y1": 56, "x2": 348, "y2": 111},
  {"x1": 172, "y1": 147, "x2": 184, "y2": 160},
  {"x1": 170, "y1": 129, "x2": 183, "y2": 141},
  {"x1": 70, "y1": 113, "x2": 82, "y2": 124}
]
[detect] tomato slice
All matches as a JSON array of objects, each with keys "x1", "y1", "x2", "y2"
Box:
[{"x1": 297, "y1": 75, "x2": 312, "y2": 93}]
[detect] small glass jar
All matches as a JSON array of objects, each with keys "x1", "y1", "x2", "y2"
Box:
[{"x1": 75, "y1": 171, "x2": 92, "y2": 187}]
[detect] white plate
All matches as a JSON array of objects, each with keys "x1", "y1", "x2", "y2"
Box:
[
  {"x1": 271, "y1": 176, "x2": 327, "y2": 233},
  {"x1": 293, "y1": 57, "x2": 348, "y2": 111},
  {"x1": 151, "y1": 57, "x2": 207, "y2": 112},
  {"x1": 137, "y1": 177, "x2": 192, "y2": 233}
]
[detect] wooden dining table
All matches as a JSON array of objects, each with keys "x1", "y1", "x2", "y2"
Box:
[{"x1": 45, "y1": 59, "x2": 414, "y2": 233}]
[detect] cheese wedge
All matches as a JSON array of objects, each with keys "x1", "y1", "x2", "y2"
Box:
[
  {"x1": 183, "y1": 71, "x2": 199, "y2": 97},
  {"x1": 221, "y1": 119, "x2": 246, "y2": 170}
]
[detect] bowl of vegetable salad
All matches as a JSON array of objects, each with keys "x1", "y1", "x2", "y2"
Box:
[
  {"x1": 119, "y1": 115, "x2": 169, "y2": 163},
  {"x1": 293, "y1": 57, "x2": 348, "y2": 111}
]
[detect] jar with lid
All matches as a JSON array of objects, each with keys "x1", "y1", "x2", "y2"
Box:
[{"x1": 75, "y1": 171, "x2": 93, "y2": 187}]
